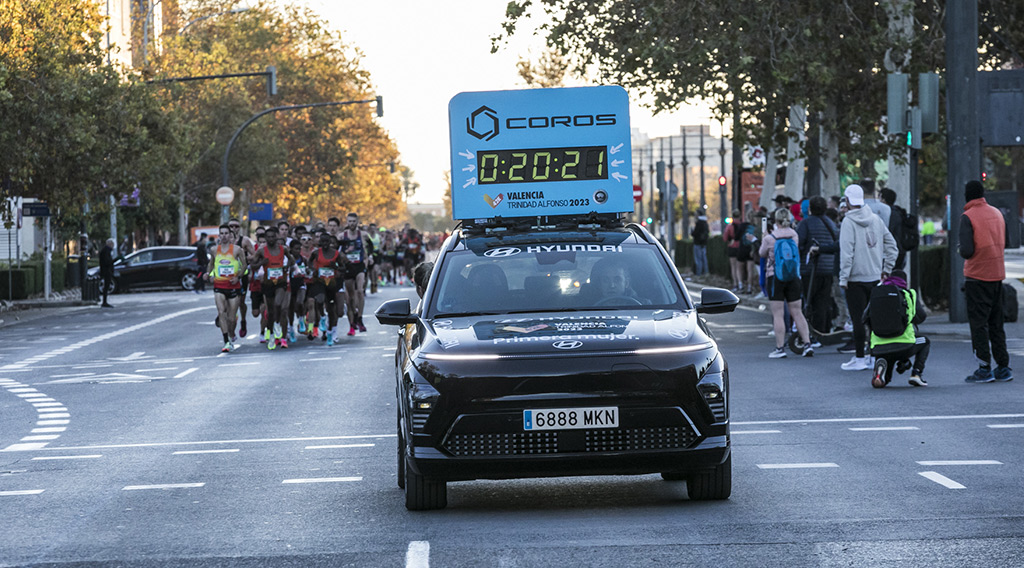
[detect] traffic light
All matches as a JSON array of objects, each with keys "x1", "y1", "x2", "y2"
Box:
[
  {"x1": 645, "y1": 217, "x2": 653, "y2": 225},
  {"x1": 718, "y1": 175, "x2": 727, "y2": 188}
]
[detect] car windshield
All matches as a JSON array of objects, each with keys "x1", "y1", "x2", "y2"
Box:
[{"x1": 430, "y1": 241, "x2": 688, "y2": 316}]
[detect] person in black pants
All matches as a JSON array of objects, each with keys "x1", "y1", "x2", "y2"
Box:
[
  {"x1": 194, "y1": 233, "x2": 208, "y2": 293},
  {"x1": 99, "y1": 238, "x2": 115, "y2": 308},
  {"x1": 796, "y1": 196, "x2": 839, "y2": 338}
]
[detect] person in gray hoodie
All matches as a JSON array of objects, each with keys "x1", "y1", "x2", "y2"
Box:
[{"x1": 838, "y1": 184, "x2": 899, "y2": 371}]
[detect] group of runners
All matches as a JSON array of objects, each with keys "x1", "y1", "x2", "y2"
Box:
[{"x1": 205, "y1": 213, "x2": 428, "y2": 353}]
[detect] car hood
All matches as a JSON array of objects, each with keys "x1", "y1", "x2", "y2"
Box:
[{"x1": 419, "y1": 310, "x2": 713, "y2": 360}]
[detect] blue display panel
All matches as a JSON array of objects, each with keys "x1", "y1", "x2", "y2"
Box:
[{"x1": 449, "y1": 86, "x2": 632, "y2": 220}]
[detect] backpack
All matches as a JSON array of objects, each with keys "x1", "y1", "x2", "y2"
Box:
[
  {"x1": 869, "y1": 284, "x2": 910, "y2": 338},
  {"x1": 891, "y1": 205, "x2": 919, "y2": 251},
  {"x1": 773, "y1": 237, "x2": 800, "y2": 282},
  {"x1": 737, "y1": 223, "x2": 755, "y2": 259},
  {"x1": 1004, "y1": 283, "x2": 1019, "y2": 323}
]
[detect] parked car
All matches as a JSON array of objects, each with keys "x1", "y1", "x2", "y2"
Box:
[{"x1": 87, "y1": 246, "x2": 200, "y2": 293}]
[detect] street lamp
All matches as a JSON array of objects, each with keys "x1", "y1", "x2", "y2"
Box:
[
  {"x1": 221, "y1": 96, "x2": 384, "y2": 223},
  {"x1": 719, "y1": 121, "x2": 728, "y2": 225}
]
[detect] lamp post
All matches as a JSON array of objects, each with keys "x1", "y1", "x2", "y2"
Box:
[
  {"x1": 680, "y1": 126, "x2": 690, "y2": 237},
  {"x1": 221, "y1": 96, "x2": 384, "y2": 223},
  {"x1": 719, "y1": 122, "x2": 728, "y2": 225},
  {"x1": 698, "y1": 126, "x2": 707, "y2": 212}
]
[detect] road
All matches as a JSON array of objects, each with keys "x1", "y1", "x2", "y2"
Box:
[{"x1": 1, "y1": 286, "x2": 1023, "y2": 567}]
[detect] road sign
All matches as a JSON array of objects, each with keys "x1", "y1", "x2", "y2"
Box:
[
  {"x1": 21, "y1": 203, "x2": 50, "y2": 217},
  {"x1": 633, "y1": 185, "x2": 642, "y2": 202},
  {"x1": 448, "y1": 86, "x2": 632, "y2": 220},
  {"x1": 215, "y1": 186, "x2": 234, "y2": 206},
  {"x1": 249, "y1": 202, "x2": 273, "y2": 221}
]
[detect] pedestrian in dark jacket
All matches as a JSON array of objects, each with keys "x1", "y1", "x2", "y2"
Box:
[
  {"x1": 194, "y1": 233, "x2": 208, "y2": 293},
  {"x1": 959, "y1": 180, "x2": 1012, "y2": 383},
  {"x1": 691, "y1": 212, "x2": 709, "y2": 276},
  {"x1": 99, "y1": 238, "x2": 115, "y2": 308},
  {"x1": 796, "y1": 196, "x2": 840, "y2": 336}
]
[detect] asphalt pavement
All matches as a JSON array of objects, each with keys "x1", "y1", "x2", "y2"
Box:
[{"x1": 0, "y1": 283, "x2": 1022, "y2": 567}]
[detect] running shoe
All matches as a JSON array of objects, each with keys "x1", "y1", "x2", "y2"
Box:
[
  {"x1": 327, "y1": 330, "x2": 335, "y2": 347},
  {"x1": 348, "y1": 326, "x2": 357, "y2": 336},
  {"x1": 908, "y1": 375, "x2": 928, "y2": 387},
  {"x1": 274, "y1": 323, "x2": 283, "y2": 340},
  {"x1": 994, "y1": 366, "x2": 1014, "y2": 382},
  {"x1": 289, "y1": 327, "x2": 297, "y2": 343},
  {"x1": 965, "y1": 367, "x2": 995, "y2": 383},
  {"x1": 841, "y1": 356, "x2": 870, "y2": 371},
  {"x1": 802, "y1": 346, "x2": 814, "y2": 357},
  {"x1": 264, "y1": 328, "x2": 272, "y2": 342},
  {"x1": 280, "y1": 339, "x2": 288, "y2": 349},
  {"x1": 240, "y1": 319, "x2": 247, "y2": 338},
  {"x1": 358, "y1": 322, "x2": 367, "y2": 333},
  {"x1": 221, "y1": 342, "x2": 231, "y2": 353},
  {"x1": 872, "y1": 358, "x2": 887, "y2": 388},
  {"x1": 268, "y1": 337, "x2": 277, "y2": 350},
  {"x1": 769, "y1": 347, "x2": 787, "y2": 359},
  {"x1": 298, "y1": 318, "x2": 307, "y2": 333},
  {"x1": 319, "y1": 315, "x2": 327, "y2": 331}
]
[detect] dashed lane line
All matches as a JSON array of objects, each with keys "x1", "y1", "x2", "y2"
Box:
[
  {"x1": 305, "y1": 443, "x2": 376, "y2": 450},
  {"x1": 736, "y1": 413, "x2": 1024, "y2": 426},
  {"x1": 0, "y1": 490, "x2": 45, "y2": 497},
  {"x1": 757, "y1": 463, "x2": 840, "y2": 469},
  {"x1": 11, "y1": 433, "x2": 396, "y2": 452},
  {"x1": 123, "y1": 483, "x2": 205, "y2": 491},
  {"x1": 988, "y1": 424, "x2": 1024, "y2": 429},
  {"x1": 916, "y1": 460, "x2": 1002, "y2": 466},
  {"x1": 173, "y1": 449, "x2": 240, "y2": 455},
  {"x1": 281, "y1": 477, "x2": 362, "y2": 484},
  {"x1": 849, "y1": 426, "x2": 920, "y2": 431},
  {"x1": 31, "y1": 455, "x2": 102, "y2": 461},
  {"x1": 732, "y1": 430, "x2": 782, "y2": 435},
  {"x1": 919, "y1": 472, "x2": 966, "y2": 489},
  {"x1": 406, "y1": 541, "x2": 430, "y2": 568},
  {"x1": 173, "y1": 368, "x2": 198, "y2": 379}
]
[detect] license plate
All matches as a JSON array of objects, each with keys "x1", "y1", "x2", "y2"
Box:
[{"x1": 523, "y1": 407, "x2": 619, "y2": 431}]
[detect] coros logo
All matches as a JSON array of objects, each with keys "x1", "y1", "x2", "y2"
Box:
[
  {"x1": 467, "y1": 106, "x2": 499, "y2": 141},
  {"x1": 483, "y1": 247, "x2": 521, "y2": 258},
  {"x1": 553, "y1": 340, "x2": 584, "y2": 350}
]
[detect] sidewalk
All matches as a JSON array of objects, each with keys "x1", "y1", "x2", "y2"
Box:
[
  {"x1": 683, "y1": 272, "x2": 1024, "y2": 340},
  {"x1": 0, "y1": 288, "x2": 99, "y2": 328}
]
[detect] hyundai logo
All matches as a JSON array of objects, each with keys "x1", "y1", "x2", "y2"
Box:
[
  {"x1": 467, "y1": 105, "x2": 499, "y2": 141},
  {"x1": 483, "y1": 247, "x2": 521, "y2": 258},
  {"x1": 553, "y1": 340, "x2": 583, "y2": 350}
]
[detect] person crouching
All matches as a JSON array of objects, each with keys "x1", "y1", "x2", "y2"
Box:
[{"x1": 865, "y1": 269, "x2": 930, "y2": 388}]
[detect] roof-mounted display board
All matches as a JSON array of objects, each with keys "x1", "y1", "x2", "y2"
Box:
[{"x1": 449, "y1": 86, "x2": 632, "y2": 221}]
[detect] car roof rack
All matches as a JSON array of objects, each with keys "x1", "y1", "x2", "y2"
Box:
[{"x1": 460, "y1": 212, "x2": 624, "y2": 237}]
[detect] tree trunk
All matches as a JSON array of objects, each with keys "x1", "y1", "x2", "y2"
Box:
[{"x1": 784, "y1": 105, "x2": 806, "y2": 201}]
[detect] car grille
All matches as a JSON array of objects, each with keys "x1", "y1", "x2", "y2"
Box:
[{"x1": 443, "y1": 426, "x2": 697, "y2": 457}]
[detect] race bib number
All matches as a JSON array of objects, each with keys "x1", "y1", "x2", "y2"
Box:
[
  {"x1": 267, "y1": 267, "x2": 284, "y2": 280},
  {"x1": 217, "y1": 265, "x2": 236, "y2": 277},
  {"x1": 346, "y1": 252, "x2": 361, "y2": 263},
  {"x1": 318, "y1": 267, "x2": 335, "y2": 278}
]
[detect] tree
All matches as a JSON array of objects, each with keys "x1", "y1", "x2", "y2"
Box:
[{"x1": 516, "y1": 48, "x2": 569, "y2": 88}]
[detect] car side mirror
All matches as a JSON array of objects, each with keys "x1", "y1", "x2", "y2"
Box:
[
  {"x1": 695, "y1": 287, "x2": 740, "y2": 314},
  {"x1": 375, "y1": 298, "x2": 417, "y2": 326}
]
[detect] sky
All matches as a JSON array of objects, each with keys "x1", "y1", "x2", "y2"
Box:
[{"x1": 301, "y1": 0, "x2": 713, "y2": 204}]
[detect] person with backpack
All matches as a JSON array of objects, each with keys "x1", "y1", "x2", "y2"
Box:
[
  {"x1": 796, "y1": 196, "x2": 840, "y2": 339},
  {"x1": 865, "y1": 269, "x2": 930, "y2": 388},
  {"x1": 838, "y1": 184, "x2": 899, "y2": 371},
  {"x1": 880, "y1": 187, "x2": 919, "y2": 270},
  {"x1": 760, "y1": 208, "x2": 813, "y2": 359}
]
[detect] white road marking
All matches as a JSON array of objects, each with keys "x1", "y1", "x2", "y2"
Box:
[
  {"x1": 123, "y1": 483, "x2": 205, "y2": 491},
  {"x1": 33, "y1": 413, "x2": 69, "y2": 419},
  {"x1": 37, "y1": 420, "x2": 69, "y2": 426},
  {"x1": 732, "y1": 430, "x2": 782, "y2": 435},
  {"x1": 919, "y1": 471, "x2": 966, "y2": 489},
  {"x1": 988, "y1": 424, "x2": 1024, "y2": 429},
  {"x1": 32, "y1": 455, "x2": 102, "y2": 461},
  {"x1": 301, "y1": 357, "x2": 343, "y2": 362},
  {"x1": 37, "y1": 408, "x2": 68, "y2": 413},
  {"x1": 135, "y1": 368, "x2": 178, "y2": 372},
  {"x1": 281, "y1": 477, "x2": 362, "y2": 484},
  {"x1": 849, "y1": 426, "x2": 920, "y2": 431},
  {"x1": 20, "y1": 435, "x2": 60, "y2": 441},
  {"x1": 0, "y1": 490, "x2": 44, "y2": 496},
  {"x1": 916, "y1": 460, "x2": 1002, "y2": 466},
  {"x1": 736, "y1": 413, "x2": 1024, "y2": 426},
  {"x1": 173, "y1": 368, "x2": 199, "y2": 379},
  {"x1": 1, "y1": 443, "x2": 49, "y2": 452},
  {"x1": 173, "y1": 449, "x2": 240, "y2": 455},
  {"x1": 72, "y1": 364, "x2": 113, "y2": 369},
  {"x1": 305, "y1": 443, "x2": 376, "y2": 450},
  {"x1": 757, "y1": 463, "x2": 840, "y2": 469},
  {"x1": 406, "y1": 541, "x2": 430, "y2": 568},
  {"x1": 18, "y1": 394, "x2": 51, "y2": 399},
  {"x1": 31, "y1": 427, "x2": 66, "y2": 433},
  {"x1": 218, "y1": 362, "x2": 261, "y2": 367},
  {"x1": 7, "y1": 388, "x2": 37, "y2": 393},
  {"x1": 50, "y1": 373, "x2": 97, "y2": 378},
  {"x1": 33, "y1": 402, "x2": 64, "y2": 407},
  {"x1": 19, "y1": 434, "x2": 396, "y2": 452}
]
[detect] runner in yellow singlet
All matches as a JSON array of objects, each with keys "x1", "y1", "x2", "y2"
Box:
[{"x1": 206, "y1": 224, "x2": 246, "y2": 353}]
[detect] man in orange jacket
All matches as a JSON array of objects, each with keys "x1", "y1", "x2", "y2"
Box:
[{"x1": 959, "y1": 180, "x2": 1012, "y2": 383}]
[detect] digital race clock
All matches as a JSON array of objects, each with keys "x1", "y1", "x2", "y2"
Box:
[{"x1": 449, "y1": 86, "x2": 632, "y2": 220}]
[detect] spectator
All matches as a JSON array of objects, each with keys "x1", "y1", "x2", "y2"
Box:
[
  {"x1": 119, "y1": 236, "x2": 131, "y2": 257},
  {"x1": 796, "y1": 196, "x2": 839, "y2": 339},
  {"x1": 838, "y1": 184, "x2": 898, "y2": 371},
  {"x1": 922, "y1": 218, "x2": 936, "y2": 245},
  {"x1": 690, "y1": 210, "x2": 709, "y2": 276},
  {"x1": 743, "y1": 209, "x2": 761, "y2": 294},
  {"x1": 760, "y1": 208, "x2": 813, "y2": 359},
  {"x1": 194, "y1": 232, "x2": 208, "y2": 294},
  {"x1": 723, "y1": 210, "x2": 745, "y2": 292},
  {"x1": 413, "y1": 261, "x2": 434, "y2": 299},
  {"x1": 879, "y1": 187, "x2": 907, "y2": 270},
  {"x1": 861, "y1": 178, "x2": 891, "y2": 228},
  {"x1": 99, "y1": 238, "x2": 115, "y2": 308},
  {"x1": 865, "y1": 269, "x2": 930, "y2": 388},
  {"x1": 959, "y1": 180, "x2": 1012, "y2": 383}
]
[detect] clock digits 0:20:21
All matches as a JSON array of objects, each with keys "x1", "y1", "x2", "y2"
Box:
[{"x1": 477, "y1": 146, "x2": 607, "y2": 185}]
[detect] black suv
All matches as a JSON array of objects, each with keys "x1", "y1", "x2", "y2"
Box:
[{"x1": 376, "y1": 218, "x2": 739, "y2": 510}]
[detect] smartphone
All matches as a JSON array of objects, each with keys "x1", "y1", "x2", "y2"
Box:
[{"x1": 761, "y1": 217, "x2": 768, "y2": 235}]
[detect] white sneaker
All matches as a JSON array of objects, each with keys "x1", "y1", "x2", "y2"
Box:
[
  {"x1": 841, "y1": 356, "x2": 870, "y2": 371},
  {"x1": 769, "y1": 347, "x2": 787, "y2": 359},
  {"x1": 810, "y1": 341, "x2": 822, "y2": 349}
]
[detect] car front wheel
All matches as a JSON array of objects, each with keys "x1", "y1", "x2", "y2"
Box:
[
  {"x1": 404, "y1": 455, "x2": 446, "y2": 511},
  {"x1": 687, "y1": 454, "x2": 732, "y2": 500},
  {"x1": 180, "y1": 271, "x2": 197, "y2": 291}
]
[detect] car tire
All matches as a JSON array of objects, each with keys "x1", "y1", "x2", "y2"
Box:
[
  {"x1": 180, "y1": 271, "x2": 197, "y2": 291},
  {"x1": 686, "y1": 454, "x2": 731, "y2": 500},
  {"x1": 105, "y1": 278, "x2": 118, "y2": 295},
  {"x1": 404, "y1": 455, "x2": 446, "y2": 511},
  {"x1": 397, "y1": 417, "x2": 406, "y2": 490}
]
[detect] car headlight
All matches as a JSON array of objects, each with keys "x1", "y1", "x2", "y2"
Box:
[
  {"x1": 408, "y1": 379, "x2": 440, "y2": 411},
  {"x1": 696, "y1": 369, "x2": 727, "y2": 422}
]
